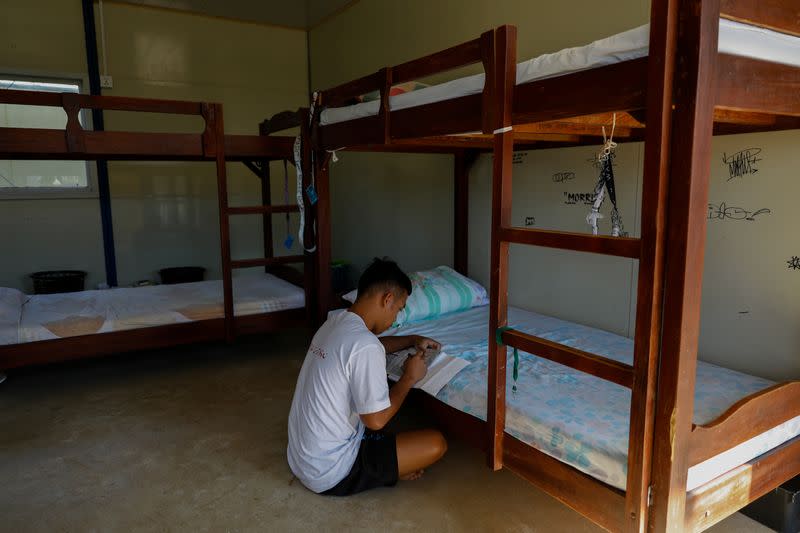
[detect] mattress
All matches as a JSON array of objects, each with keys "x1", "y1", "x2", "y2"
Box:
[
  {"x1": 321, "y1": 19, "x2": 800, "y2": 126},
  {"x1": 382, "y1": 305, "x2": 800, "y2": 491},
  {"x1": 8, "y1": 273, "x2": 305, "y2": 345}
]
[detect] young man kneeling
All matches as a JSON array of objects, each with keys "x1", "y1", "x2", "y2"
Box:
[{"x1": 287, "y1": 259, "x2": 447, "y2": 495}]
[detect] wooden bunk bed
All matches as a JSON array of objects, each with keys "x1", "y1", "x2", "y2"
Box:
[
  {"x1": 308, "y1": 0, "x2": 800, "y2": 531},
  {"x1": 0, "y1": 91, "x2": 319, "y2": 370}
]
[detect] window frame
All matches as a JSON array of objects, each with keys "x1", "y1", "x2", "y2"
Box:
[{"x1": 0, "y1": 70, "x2": 99, "y2": 201}]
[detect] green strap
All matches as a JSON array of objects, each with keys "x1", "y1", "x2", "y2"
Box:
[{"x1": 495, "y1": 326, "x2": 519, "y2": 394}]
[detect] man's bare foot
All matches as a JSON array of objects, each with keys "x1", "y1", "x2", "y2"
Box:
[{"x1": 399, "y1": 469, "x2": 424, "y2": 481}]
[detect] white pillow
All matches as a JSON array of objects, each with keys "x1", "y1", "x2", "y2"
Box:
[{"x1": 343, "y1": 266, "x2": 488, "y2": 326}]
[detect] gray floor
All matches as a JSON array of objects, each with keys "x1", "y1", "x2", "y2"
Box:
[{"x1": 0, "y1": 330, "x2": 771, "y2": 532}]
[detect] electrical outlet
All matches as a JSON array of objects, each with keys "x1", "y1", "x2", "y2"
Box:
[{"x1": 100, "y1": 75, "x2": 113, "y2": 89}]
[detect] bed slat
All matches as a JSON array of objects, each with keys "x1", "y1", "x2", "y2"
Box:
[
  {"x1": 499, "y1": 227, "x2": 641, "y2": 258},
  {"x1": 499, "y1": 328, "x2": 635, "y2": 388}
]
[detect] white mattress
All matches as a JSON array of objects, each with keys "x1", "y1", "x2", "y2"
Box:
[
  {"x1": 4, "y1": 273, "x2": 305, "y2": 345},
  {"x1": 321, "y1": 19, "x2": 800, "y2": 126},
  {"x1": 383, "y1": 305, "x2": 800, "y2": 491}
]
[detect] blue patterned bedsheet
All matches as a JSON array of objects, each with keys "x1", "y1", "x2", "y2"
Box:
[{"x1": 383, "y1": 305, "x2": 774, "y2": 490}]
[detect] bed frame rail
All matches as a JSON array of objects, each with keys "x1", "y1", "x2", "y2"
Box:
[
  {"x1": 685, "y1": 435, "x2": 800, "y2": 531},
  {"x1": 688, "y1": 381, "x2": 800, "y2": 465},
  {"x1": 0, "y1": 89, "x2": 295, "y2": 161},
  {"x1": 314, "y1": 30, "x2": 495, "y2": 149},
  {"x1": 720, "y1": 0, "x2": 800, "y2": 36}
]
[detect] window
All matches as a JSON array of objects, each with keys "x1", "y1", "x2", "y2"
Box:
[{"x1": 0, "y1": 75, "x2": 96, "y2": 199}]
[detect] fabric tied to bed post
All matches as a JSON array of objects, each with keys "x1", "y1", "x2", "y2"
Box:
[
  {"x1": 587, "y1": 115, "x2": 624, "y2": 237},
  {"x1": 495, "y1": 326, "x2": 519, "y2": 393}
]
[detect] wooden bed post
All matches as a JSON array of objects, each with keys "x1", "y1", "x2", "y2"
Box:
[
  {"x1": 622, "y1": 0, "x2": 680, "y2": 531},
  {"x1": 649, "y1": 0, "x2": 721, "y2": 531},
  {"x1": 313, "y1": 150, "x2": 333, "y2": 326},
  {"x1": 453, "y1": 149, "x2": 477, "y2": 276},
  {"x1": 207, "y1": 102, "x2": 235, "y2": 343},
  {"x1": 299, "y1": 109, "x2": 317, "y2": 326},
  {"x1": 257, "y1": 121, "x2": 274, "y2": 271},
  {"x1": 486, "y1": 24, "x2": 516, "y2": 471}
]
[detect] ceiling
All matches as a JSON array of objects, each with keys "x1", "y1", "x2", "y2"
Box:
[{"x1": 119, "y1": 0, "x2": 356, "y2": 30}]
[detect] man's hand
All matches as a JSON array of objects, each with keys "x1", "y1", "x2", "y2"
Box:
[
  {"x1": 402, "y1": 349, "x2": 428, "y2": 384},
  {"x1": 414, "y1": 335, "x2": 441, "y2": 352}
]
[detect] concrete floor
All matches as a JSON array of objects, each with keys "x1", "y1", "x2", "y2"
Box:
[{"x1": 0, "y1": 330, "x2": 771, "y2": 532}]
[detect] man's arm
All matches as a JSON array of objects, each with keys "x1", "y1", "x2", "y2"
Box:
[
  {"x1": 360, "y1": 351, "x2": 426, "y2": 431},
  {"x1": 379, "y1": 335, "x2": 441, "y2": 354}
]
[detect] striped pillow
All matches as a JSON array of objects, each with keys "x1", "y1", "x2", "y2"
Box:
[{"x1": 342, "y1": 266, "x2": 488, "y2": 326}]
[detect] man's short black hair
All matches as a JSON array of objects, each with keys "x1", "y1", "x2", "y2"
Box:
[{"x1": 357, "y1": 258, "x2": 412, "y2": 298}]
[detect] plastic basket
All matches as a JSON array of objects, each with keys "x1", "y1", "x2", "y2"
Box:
[{"x1": 30, "y1": 270, "x2": 87, "y2": 294}]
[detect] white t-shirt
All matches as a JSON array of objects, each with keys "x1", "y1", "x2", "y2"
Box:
[{"x1": 287, "y1": 310, "x2": 391, "y2": 493}]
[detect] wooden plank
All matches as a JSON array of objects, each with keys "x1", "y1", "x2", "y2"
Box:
[
  {"x1": 480, "y1": 29, "x2": 495, "y2": 134},
  {"x1": 0, "y1": 89, "x2": 205, "y2": 115},
  {"x1": 453, "y1": 150, "x2": 474, "y2": 276},
  {"x1": 314, "y1": 152, "x2": 333, "y2": 324},
  {"x1": 233, "y1": 308, "x2": 306, "y2": 336},
  {"x1": 623, "y1": 0, "x2": 680, "y2": 530},
  {"x1": 391, "y1": 93, "x2": 484, "y2": 140},
  {"x1": 224, "y1": 135, "x2": 296, "y2": 160},
  {"x1": 648, "y1": 1, "x2": 721, "y2": 531},
  {"x1": 260, "y1": 109, "x2": 302, "y2": 135},
  {"x1": 0, "y1": 308, "x2": 307, "y2": 370},
  {"x1": 316, "y1": 115, "x2": 384, "y2": 151},
  {"x1": 513, "y1": 58, "x2": 648, "y2": 125},
  {"x1": 80, "y1": 94, "x2": 204, "y2": 115},
  {"x1": 500, "y1": 227, "x2": 641, "y2": 259},
  {"x1": 720, "y1": 0, "x2": 800, "y2": 36},
  {"x1": 226, "y1": 205, "x2": 299, "y2": 215},
  {"x1": 0, "y1": 320, "x2": 224, "y2": 370},
  {"x1": 0, "y1": 128, "x2": 205, "y2": 160},
  {"x1": 689, "y1": 381, "x2": 800, "y2": 465},
  {"x1": 685, "y1": 436, "x2": 800, "y2": 532},
  {"x1": 299, "y1": 109, "x2": 317, "y2": 326},
  {"x1": 501, "y1": 328, "x2": 634, "y2": 388},
  {"x1": 504, "y1": 435, "x2": 627, "y2": 533},
  {"x1": 379, "y1": 68, "x2": 392, "y2": 144},
  {"x1": 487, "y1": 24, "x2": 516, "y2": 472},
  {"x1": 255, "y1": 120, "x2": 275, "y2": 274},
  {"x1": 715, "y1": 54, "x2": 800, "y2": 117},
  {"x1": 0, "y1": 89, "x2": 62, "y2": 107},
  {"x1": 319, "y1": 70, "x2": 384, "y2": 108},
  {"x1": 208, "y1": 103, "x2": 235, "y2": 343},
  {"x1": 230, "y1": 255, "x2": 305, "y2": 269},
  {"x1": 83, "y1": 131, "x2": 203, "y2": 158},
  {"x1": 0, "y1": 127, "x2": 74, "y2": 158},
  {"x1": 0, "y1": 128, "x2": 296, "y2": 161},
  {"x1": 392, "y1": 36, "x2": 483, "y2": 83}
]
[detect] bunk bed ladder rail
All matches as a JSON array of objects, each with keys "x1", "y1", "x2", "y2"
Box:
[
  {"x1": 219, "y1": 109, "x2": 310, "y2": 341},
  {"x1": 485, "y1": 4, "x2": 679, "y2": 528}
]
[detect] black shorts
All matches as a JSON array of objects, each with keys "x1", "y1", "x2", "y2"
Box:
[{"x1": 322, "y1": 430, "x2": 398, "y2": 496}]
